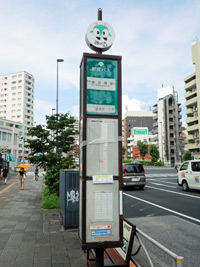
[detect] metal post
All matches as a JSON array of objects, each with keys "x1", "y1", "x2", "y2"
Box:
[
  {"x1": 159, "y1": 122, "x2": 163, "y2": 162},
  {"x1": 95, "y1": 249, "x2": 104, "y2": 267},
  {"x1": 98, "y1": 8, "x2": 102, "y2": 20}
]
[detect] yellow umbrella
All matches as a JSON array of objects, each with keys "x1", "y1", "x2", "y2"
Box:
[{"x1": 18, "y1": 164, "x2": 32, "y2": 169}]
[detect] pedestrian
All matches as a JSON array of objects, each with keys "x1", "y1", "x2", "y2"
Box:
[
  {"x1": 3, "y1": 167, "x2": 8, "y2": 185},
  {"x1": 34, "y1": 166, "x2": 39, "y2": 181},
  {"x1": 18, "y1": 168, "x2": 26, "y2": 190}
]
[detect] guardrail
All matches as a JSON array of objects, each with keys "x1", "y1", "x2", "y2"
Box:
[{"x1": 132, "y1": 228, "x2": 184, "y2": 267}]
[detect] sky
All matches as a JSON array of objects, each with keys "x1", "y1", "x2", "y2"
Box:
[{"x1": 1, "y1": 0, "x2": 200, "y2": 126}]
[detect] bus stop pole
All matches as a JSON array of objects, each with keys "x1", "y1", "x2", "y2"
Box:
[{"x1": 96, "y1": 248, "x2": 104, "y2": 267}]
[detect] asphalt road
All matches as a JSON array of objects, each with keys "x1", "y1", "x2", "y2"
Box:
[{"x1": 123, "y1": 167, "x2": 200, "y2": 267}]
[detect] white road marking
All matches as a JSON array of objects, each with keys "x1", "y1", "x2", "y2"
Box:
[
  {"x1": 146, "y1": 185, "x2": 200, "y2": 199},
  {"x1": 123, "y1": 192, "x2": 200, "y2": 224},
  {"x1": 150, "y1": 183, "x2": 177, "y2": 188}
]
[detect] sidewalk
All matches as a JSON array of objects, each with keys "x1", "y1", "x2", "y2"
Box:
[{"x1": 0, "y1": 172, "x2": 86, "y2": 267}]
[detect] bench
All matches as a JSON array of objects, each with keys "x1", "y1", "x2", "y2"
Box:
[{"x1": 87, "y1": 219, "x2": 136, "y2": 267}]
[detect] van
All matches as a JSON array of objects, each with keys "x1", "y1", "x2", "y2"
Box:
[
  {"x1": 177, "y1": 160, "x2": 200, "y2": 191},
  {"x1": 123, "y1": 162, "x2": 146, "y2": 189}
]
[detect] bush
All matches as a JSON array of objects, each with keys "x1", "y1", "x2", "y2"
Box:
[
  {"x1": 40, "y1": 188, "x2": 60, "y2": 209},
  {"x1": 123, "y1": 159, "x2": 132, "y2": 163},
  {"x1": 154, "y1": 162, "x2": 162, "y2": 166}
]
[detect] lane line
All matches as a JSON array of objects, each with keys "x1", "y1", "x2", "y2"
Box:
[
  {"x1": 146, "y1": 185, "x2": 200, "y2": 199},
  {"x1": 123, "y1": 192, "x2": 200, "y2": 224},
  {"x1": 150, "y1": 183, "x2": 177, "y2": 188},
  {"x1": 0, "y1": 182, "x2": 18, "y2": 195}
]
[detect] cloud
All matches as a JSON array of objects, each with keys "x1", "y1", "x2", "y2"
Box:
[{"x1": 122, "y1": 95, "x2": 144, "y2": 118}]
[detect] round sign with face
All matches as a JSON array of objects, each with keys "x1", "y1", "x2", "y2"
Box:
[{"x1": 85, "y1": 21, "x2": 115, "y2": 52}]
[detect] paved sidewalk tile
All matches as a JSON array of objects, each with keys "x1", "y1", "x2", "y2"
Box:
[{"x1": 0, "y1": 173, "x2": 87, "y2": 267}]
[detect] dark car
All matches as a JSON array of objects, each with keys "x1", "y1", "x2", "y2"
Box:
[{"x1": 122, "y1": 162, "x2": 146, "y2": 189}]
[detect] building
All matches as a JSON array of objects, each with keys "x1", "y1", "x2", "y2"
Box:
[
  {"x1": 184, "y1": 41, "x2": 200, "y2": 157},
  {"x1": 0, "y1": 71, "x2": 34, "y2": 164},
  {"x1": 123, "y1": 111, "x2": 154, "y2": 158},
  {"x1": 152, "y1": 86, "x2": 183, "y2": 165},
  {"x1": 0, "y1": 118, "x2": 24, "y2": 169},
  {"x1": 0, "y1": 71, "x2": 34, "y2": 136}
]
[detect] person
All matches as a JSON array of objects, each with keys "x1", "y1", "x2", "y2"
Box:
[
  {"x1": 18, "y1": 168, "x2": 26, "y2": 190},
  {"x1": 34, "y1": 166, "x2": 39, "y2": 181},
  {"x1": 3, "y1": 167, "x2": 8, "y2": 185}
]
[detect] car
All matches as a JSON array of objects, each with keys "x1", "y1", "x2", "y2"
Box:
[
  {"x1": 177, "y1": 160, "x2": 200, "y2": 191},
  {"x1": 122, "y1": 161, "x2": 146, "y2": 189}
]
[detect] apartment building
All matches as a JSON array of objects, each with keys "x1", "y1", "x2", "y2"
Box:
[
  {"x1": 184, "y1": 41, "x2": 200, "y2": 156},
  {"x1": 0, "y1": 71, "x2": 34, "y2": 136},
  {"x1": 152, "y1": 86, "x2": 183, "y2": 165}
]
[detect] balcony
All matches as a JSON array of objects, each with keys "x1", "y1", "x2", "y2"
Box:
[
  {"x1": 186, "y1": 108, "x2": 193, "y2": 115},
  {"x1": 187, "y1": 134, "x2": 194, "y2": 140},
  {"x1": 186, "y1": 116, "x2": 198, "y2": 124},
  {"x1": 187, "y1": 124, "x2": 199, "y2": 132},
  {"x1": 184, "y1": 78, "x2": 196, "y2": 90},
  {"x1": 184, "y1": 89, "x2": 197, "y2": 99},
  {"x1": 187, "y1": 143, "x2": 198, "y2": 150},
  {"x1": 185, "y1": 96, "x2": 198, "y2": 107}
]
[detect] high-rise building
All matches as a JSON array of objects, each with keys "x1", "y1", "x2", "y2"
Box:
[
  {"x1": 152, "y1": 86, "x2": 183, "y2": 165},
  {"x1": 0, "y1": 71, "x2": 34, "y2": 136},
  {"x1": 184, "y1": 41, "x2": 200, "y2": 156}
]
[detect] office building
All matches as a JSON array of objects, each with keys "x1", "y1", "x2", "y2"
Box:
[
  {"x1": 152, "y1": 86, "x2": 183, "y2": 165},
  {"x1": 184, "y1": 41, "x2": 200, "y2": 157}
]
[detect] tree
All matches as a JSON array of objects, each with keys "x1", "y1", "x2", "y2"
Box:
[
  {"x1": 122, "y1": 146, "x2": 126, "y2": 159},
  {"x1": 149, "y1": 144, "x2": 160, "y2": 163},
  {"x1": 137, "y1": 141, "x2": 148, "y2": 160},
  {"x1": 182, "y1": 151, "x2": 191, "y2": 161},
  {"x1": 26, "y1": 113, "x2": 78, "y2": 195}
]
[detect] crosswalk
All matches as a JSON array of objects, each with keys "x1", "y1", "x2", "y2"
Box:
[{"x1": 146, "y1": 173, "x2": 177, "y2": 178}]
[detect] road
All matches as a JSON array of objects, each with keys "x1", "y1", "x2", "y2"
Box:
[{"x1": 123, "y1": 167, "x2": 200, "y2": 267}]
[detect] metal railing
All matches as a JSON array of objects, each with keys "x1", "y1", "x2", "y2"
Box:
[{"x1": 132, "y1": 228, "x2": 184, "y2": 267}]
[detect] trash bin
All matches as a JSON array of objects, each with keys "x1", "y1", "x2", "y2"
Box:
[{"x1": 59, "y1": 169, "x2": 79, "y2": 229}]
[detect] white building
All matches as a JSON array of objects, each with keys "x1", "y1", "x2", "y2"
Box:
[
  {"x1": 0, "y1": 71, "x2": 34, "y2": 164},
  {"x1": 0, "y1": 118, "x2": 24, "y2": 169},
  {"x1": 0, "y1": 71, "x2": 34, "y2": 136},
  {"x1": 153, "y1": 86, "x2": 183, "y2": 165}
]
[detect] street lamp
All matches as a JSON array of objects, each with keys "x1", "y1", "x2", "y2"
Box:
[
  {"x1": 56, "y1": 59, "x2": 64, "y2": 115},
  {"x1": 52, "y1": 108, "x2": 55, "y2": 115}
]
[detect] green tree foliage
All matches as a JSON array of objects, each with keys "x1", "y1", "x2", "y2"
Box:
[
  {"x1": 182, "y1": 151, "x2": 191, "y2": 161},
  {"x1": 137, "y1": 141, "x2": 148, "y2": 160},
  {"x1": 149, "y1": 144, "x2": 160, "y2": 163},
  {"x1": 122, "y1": 146, "x2": 126, "y2": 159},
  {"x1": 26, "y1": 113, "x2": 78, "y2": 195}
]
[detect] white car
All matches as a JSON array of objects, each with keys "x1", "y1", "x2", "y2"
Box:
[{"x1": 177, "y1": 160, "x2": 200, "y2": 191}]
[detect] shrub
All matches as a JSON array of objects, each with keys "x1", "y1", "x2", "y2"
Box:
[
  {"x1": 154, "y1": 162, "x2": 162, "y2": 166},
  {"x1": 123, "y1": 159, "x2": 132, "y2": 163},
  {"x1": 41, "y1": 187, "x2": 60, "y2": 209}
]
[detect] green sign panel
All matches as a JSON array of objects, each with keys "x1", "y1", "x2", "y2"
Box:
[
  {"x1": 134, "y1": 129, "x2": 148, "y2": 135},
  {"x1": 86, "y1": 58, "x2": 118, "y2": 115}
]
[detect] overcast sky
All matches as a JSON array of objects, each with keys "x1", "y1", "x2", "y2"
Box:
[{"x1": 1, "y1": 0, "x2": 200, "y2": 125}]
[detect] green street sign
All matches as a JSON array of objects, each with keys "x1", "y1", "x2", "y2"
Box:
[
  {"x1": 86, "y1": 58, "x2": 118, "y2": 115},
  {"x1": 134, "y1": 129, "x2": 148, "y2": 135}
]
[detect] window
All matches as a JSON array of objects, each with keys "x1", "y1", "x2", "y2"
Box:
[
  {"x1": 18, "y1": 74, "x2": 22, "y2": 77},
  {"x1": 7, "y1": 133, "x2": 12, "y2": 142},
  {"x1": 11, "y1": 110, "x2": 16, "y2": 113},
  {"x1": 11, "y1": 116, "x2": 15, "y2": 119},
  {"x1": 12, "y1": 75, "x2": 17, "y2": 79},
  {"x1": 191, "y1": 162, "x2": 200, "y2": 172},
  {"x1": 18, "y1": 80, "x2": 22, "y2": 83},
  {"x1": 12, "y1": 81, "x2": 16, "y2": 84},
  {"x1": 180, "y1": 162, "x2": 189, "y2": 171},
  {"x1": 12, "y1": 104, "x2": 16, "y2": 107},
  {"x1": 12, "y1": 98, "x2": 16, "y2": 101},
  {"x1": 12, "y1": 93, "x2": 16, "y2": 96},
  {"x1": 2, "y1": 132, "x2": 6, "y2": 141},
  {"x1": 11, "y1": 87, "x2": 16, "y2": 90},
  {"x1": 18, "y1": 86, "x2": 22, "y2": 89},
  {"x1": 18, "y1": 92, "x2": 22, "y2": 95},
  {"x1": 17, "y1": 109, "x2": 21, "y2": 112}
]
